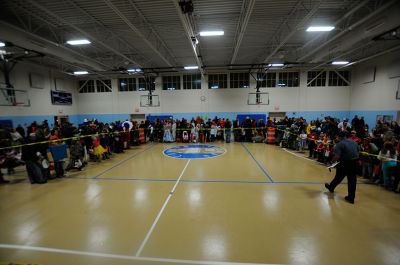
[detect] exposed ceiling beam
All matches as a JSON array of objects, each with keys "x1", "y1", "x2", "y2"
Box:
[
  {"x1": 230, "y1": 0, "x2": 255, "y2": 64},
  {"x1": 298, "y1": 0, "x2": 398, "y2": 62},
  {"x1": 263, "y1": 0, "x2": 322, "y2": 63},
  {"x1": 171, "y1": 0, "x2": 204, "y2": 75},
  {"x1": 66, "y1": 0, "x2": 148, "y2": 66},
  {"x1": 103, "y1": 0, "x2": 177, "y2": 67},
  {"x1": 0, "y1": 20, "x2": 108, "y2": 72},
  {"x1": 341, "y1": 45, "x2": 400, "y2": 68},
  {"x1": 298, "y1": 0, "x2": 370, "y2": 52},
  {"x1": 25, "y1": 0, "x2": 142, "y2": 68}
]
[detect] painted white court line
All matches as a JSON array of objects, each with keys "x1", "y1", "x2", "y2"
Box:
[
  {"x1": 135, "y1": 159, "x2": 191, "y2": 257},
  {"x1": 0, "y1": 244, "x2": 282, "y2": 265},
  {"x1": 282, "y1": 148, "x2": 326, "y2": 166}
]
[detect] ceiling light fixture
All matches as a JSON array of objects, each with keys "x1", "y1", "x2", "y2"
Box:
[
  {"x1": 268, "y1": 63, "x2": 284, "y2": 67},
  {"x1": 127, "y1": 68, "x2": 142, "y2": 72},
  {"x1": 67, "y1": 39, "x2": 91, "y2": 45},
  {"x1": 332, "y1": 61, "x2": 349, "y2": 65},
  {"x1": 184, "y1": 66, "x2": 198, "y2": 70},
  {"x1": 199, "y1": 31, "x2": 224, "y2": 36},
  {"x1": 306, "y1": 26, "x2": 335, "y2": 32},
  {"x1": 73, "y1": 71, "x2": 89, "y2": 75}
]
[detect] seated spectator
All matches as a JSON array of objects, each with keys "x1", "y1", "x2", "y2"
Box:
[{"x1": 91, "y1": 135, "x2": 105, "y2": 162}]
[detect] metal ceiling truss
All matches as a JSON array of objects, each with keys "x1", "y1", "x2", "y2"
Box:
[
  {"x1": 230, "y1": 0, "x2": 256, "y2": 64},
  {"x1": 32, "y1": 56, "x2": 108, "y2": 78},
  {"x1": 172, "y1": 0, "x2": 204, "y2": 75},
  {"x1": 262, "y1": 0, "x2": 322, "y2": 63},
  {"x1": 3, "y1": 2, "x2": 115, "y2": 71},
  {"x1": 0, "y1": 20, "x2": 110, "y2": 72},
  {"x1": 298, "y1": 0, "x2": 370, "y2": 54},
  {"x1": 103, "y1": 0, "x2": 178, "y2": 67},
  {"x1": 24, "y1": 0, "x2": 143, "y2": 69},
  {"x1": 298, "y1": 0, "x2": 398, "y2": 62},
  {"x1": 9, "y1": 1, "x2": 65, "y2": 44},
  {"x1": 63, "y1": 0, "x2": 148, "y2": 67}
]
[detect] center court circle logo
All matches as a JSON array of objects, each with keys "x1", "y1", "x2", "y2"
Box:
[{"x1": 163, "y1": 144, "x2": 226, "y2": 159}]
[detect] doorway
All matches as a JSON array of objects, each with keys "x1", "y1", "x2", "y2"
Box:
[
  {"x1": 54, "y1": 115, "x2": 69, "y2": 127},
  {"x1": 268, "y1": 112, "x2": 286, "y2": 121}
]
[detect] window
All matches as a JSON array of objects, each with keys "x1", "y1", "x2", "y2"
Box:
[
  {"x1": 183, "y1": 74, "x2": 201, "y2": 89},
  {"x1": 307, "y1": 71, "x2": 326, "y2": 87},
  {"x1": 257, "y1": 73, "x2": 276, "y2": 87},
  {"x1": 118, "y1": 78, "x2": 136, "y2": 91},
  {"x1": 278, "y1": 72, "x2": 299, "y2": 87},
  {"x1": 96, "y1": 80, "x2": 112, "y2": 92},
  {"x1": 138, "y1": 77, "x2": 155, "y2": 91},
  {"x1": 162, "y1": 76, "x2": 181, "y2": 90},
  {"x1": 230, "y1": 73, "x2": 249, "y2": 88},
  {"x1": 79, "y1": 80, "x2": 95, "y2": 93},
  {"x1": 208, "y1": 74, "x2": 227, "y2": 89},
  {"x1": 329, "y1": 71, "x2": 351, "y2": 86}
]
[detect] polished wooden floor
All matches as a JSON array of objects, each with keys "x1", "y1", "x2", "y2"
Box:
[{"x1": 0, "y1": 143, "x2": 399, "y2": 265}]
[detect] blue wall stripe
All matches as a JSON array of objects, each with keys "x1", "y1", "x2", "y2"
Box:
[{"x1": 1, "y1": 110, "x2": 397, "y2": 130}]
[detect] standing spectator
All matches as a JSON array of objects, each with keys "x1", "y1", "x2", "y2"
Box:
[
  {"x1": 16, "y1": 124, "x2": 25, "y2": 139},
  {"x1": 225, "y1": 119, "x2": 232, "y2": 143},
  {"x1": 377, "y1": 141, "x2": 398, "y2": 190},
  {"x1": 21, "y1": 133, "x2": 48, "y2": 184},
  {"x1": 338, "y1": 118, "x2": 351, "y2": 132}
]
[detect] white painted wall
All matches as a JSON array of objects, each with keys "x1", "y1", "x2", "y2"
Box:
[
  {"x1": 351, "y1": 50, "x2": 400, "y2": 111},
  {"x1": 0, "y1": 62, "x2": 78, "y2": 116},
  {"x1": 76, "y1": 71, "x2": 352, "y2": 115}
]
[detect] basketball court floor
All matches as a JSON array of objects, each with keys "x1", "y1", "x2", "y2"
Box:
[{"x1": 0, "y1": 143, "x2": 399, "y2": 265}]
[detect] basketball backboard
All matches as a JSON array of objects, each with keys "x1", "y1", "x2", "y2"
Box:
[
  {"x1": 140, "y1": 94, "x2": 160, "y2": 107},
  {"x1": 0, "y1": 87, "x2": 30, "y2": 106},
  {"x1": 247, "y1": 92, "x2": 269, "y2": 105}
]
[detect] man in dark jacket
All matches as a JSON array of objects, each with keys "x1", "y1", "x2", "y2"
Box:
[
  {"x1": 325, "y1": 131, "x2": 360, "y2": 204},
  {"x1": 22, "y1": 133, "x2": 48, "y2": 184}
]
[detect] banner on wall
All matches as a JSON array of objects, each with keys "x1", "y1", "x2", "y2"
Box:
[{"x1": 376, "y1": 115, "x2": 393, "y2": 123}]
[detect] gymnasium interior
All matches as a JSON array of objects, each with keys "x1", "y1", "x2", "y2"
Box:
[{"x1": 0, "y1": 0, "x2": 400, "y2": 264}]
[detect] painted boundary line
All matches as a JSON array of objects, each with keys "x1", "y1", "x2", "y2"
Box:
[
  {"x1": 0, "y1": 244, "x2": 282, "y2": 265},
  {"x1": 65, "y1": 176, "x2": 364, "y2": 185},
  {"x1": 240, "y1": 143, "x2": 274, "y2": 183},
  {"x1": 282, "y1": 148, "x2": 327, "y2": 166},
  {"x1": 93, "y1": 143, "x2": 156, "y2": 179},
  {"x1": 135, "y1": 159, "x2": 191, "y2": 257}
]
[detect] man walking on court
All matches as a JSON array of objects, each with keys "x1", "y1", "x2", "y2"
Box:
[{"x1": 325, "y1": 131, "x2": 360, "y2": 204}]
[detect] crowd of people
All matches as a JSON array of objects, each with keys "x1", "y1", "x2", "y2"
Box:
[{"x1": 0, "y1": 115, "x2": 399, "y2": 193}]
